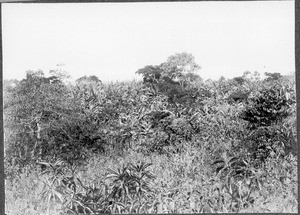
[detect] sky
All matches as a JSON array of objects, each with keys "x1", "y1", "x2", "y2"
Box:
[{"x1": 2, "y1": 1, "x2": 295, "y2": 82}]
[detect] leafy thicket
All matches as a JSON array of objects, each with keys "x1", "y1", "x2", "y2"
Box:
[
  {"x1": 4, "y1": 53, "x2": 297, "y2": 214},
  {"x1": 240, "y1": 86, "x2": 293, "y2": 129}
]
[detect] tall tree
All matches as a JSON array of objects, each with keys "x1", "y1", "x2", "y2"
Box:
[
  {"x1": 159, "y1": 52, "x2": 201, "y2": 83},
  {"x1": 136, "y1": 53, "x2": 209, "y2": 117}
]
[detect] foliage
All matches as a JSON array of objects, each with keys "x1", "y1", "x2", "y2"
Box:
[
  {"x1": 136, "y1": 65, "x2": 162, "y2": 84},
  {"x1": 264, "y1": 72, "x2": 282, "y2": 81},
  {"x1": 240, "y1": 122, "x2": 297, "y2": 166},
  {"x1": 14, "y1": 160, "x2": 156, "y2": 214},
  {"x1": 4, "y1": 70, "x2": 71, "y2": 168},
  {"x1": 135, "y1": 53, "x2": 210, "y2": 122},
  {"x1": 106, "y1": 162, "x2": 155, "y2": 205},
  {"x1": 75, "y1": 75, "x2": 102, "y2": 85},
  {"x1": 4, "y1": 54, "x2": 297, "y2": 214},
  {"x1": 240, "y1": 85, "x2": 294, "y2": 129}
]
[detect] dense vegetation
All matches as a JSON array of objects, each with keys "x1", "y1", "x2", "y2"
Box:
[{"x1": 4, "y1": 53, "x2": 297, "y2": 214}]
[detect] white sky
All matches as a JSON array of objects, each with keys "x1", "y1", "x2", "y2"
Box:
[{"x1": 2, "y1": 1, "x2": 295, "y2": 82}]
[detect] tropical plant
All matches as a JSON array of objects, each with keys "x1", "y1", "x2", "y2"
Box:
[
  {"x1": 240, "y1": 85, "x2": 293, "y2": 129},
  {"x1": 106, "y1": 162, "x2": 155, "y2": 203}
]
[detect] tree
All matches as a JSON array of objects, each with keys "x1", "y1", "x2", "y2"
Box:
[
  {"x1": 136, "y1": 53, "x2": 201, "y2": 86},
  {"x1": 135, "y1": 65, "x2": 162, "y2": 84},
  {"x1": 232, "y1": 76, "x2": 245, "y2": 85},
  {"x1": 242, "y1": 71, "x2": 261, "y2": 81},
  {"x1": 76, "y1": 75, "x2": 102, "y2": 85},
  {"x1": 3, "y1": 79, "x2": 19, "y2": 93},
  {"x1": 136, "y1": 53, "x2": 209, "y2": 119},
  {"x1": 49, "y1": 67, "x2": 71, "y2": 84},
  {"x1": 159, "y1": 52, "x2": 201, "y2": 84},
  {"x1": 264, "y1": 72, "x2": 282, "y2": 81},
  {"x1": 4, "y1": 70, "x2": 72, "y2": 167}
]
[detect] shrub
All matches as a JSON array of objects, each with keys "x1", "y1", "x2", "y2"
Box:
[{"x1": 240, "y1": 86, "x2": 292, "y2": 129}]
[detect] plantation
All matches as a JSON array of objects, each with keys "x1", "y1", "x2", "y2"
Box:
[{"x1": 4, "y1": 53, "x2": 297, "y2": 214}]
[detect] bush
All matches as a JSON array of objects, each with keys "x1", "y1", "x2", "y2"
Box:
[
  {"x1": 4, "y1": 67, "x2": 297, "y2": 214},
  {"x1": 240, "y1": 86, "x2": 292, "y2": 129}
]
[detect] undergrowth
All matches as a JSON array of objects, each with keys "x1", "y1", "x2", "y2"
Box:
[{"x1": 5, "y1": 144, "x2": 297, "y2": 214}]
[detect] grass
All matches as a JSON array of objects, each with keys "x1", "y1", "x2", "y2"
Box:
[{"x1": 5, "y1": 143, "x2": 297, "y2": 214}]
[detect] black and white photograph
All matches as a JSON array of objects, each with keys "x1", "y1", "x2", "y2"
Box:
[{"x1": 2, "y1": 1, "x2": 297, "y2": 214}]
